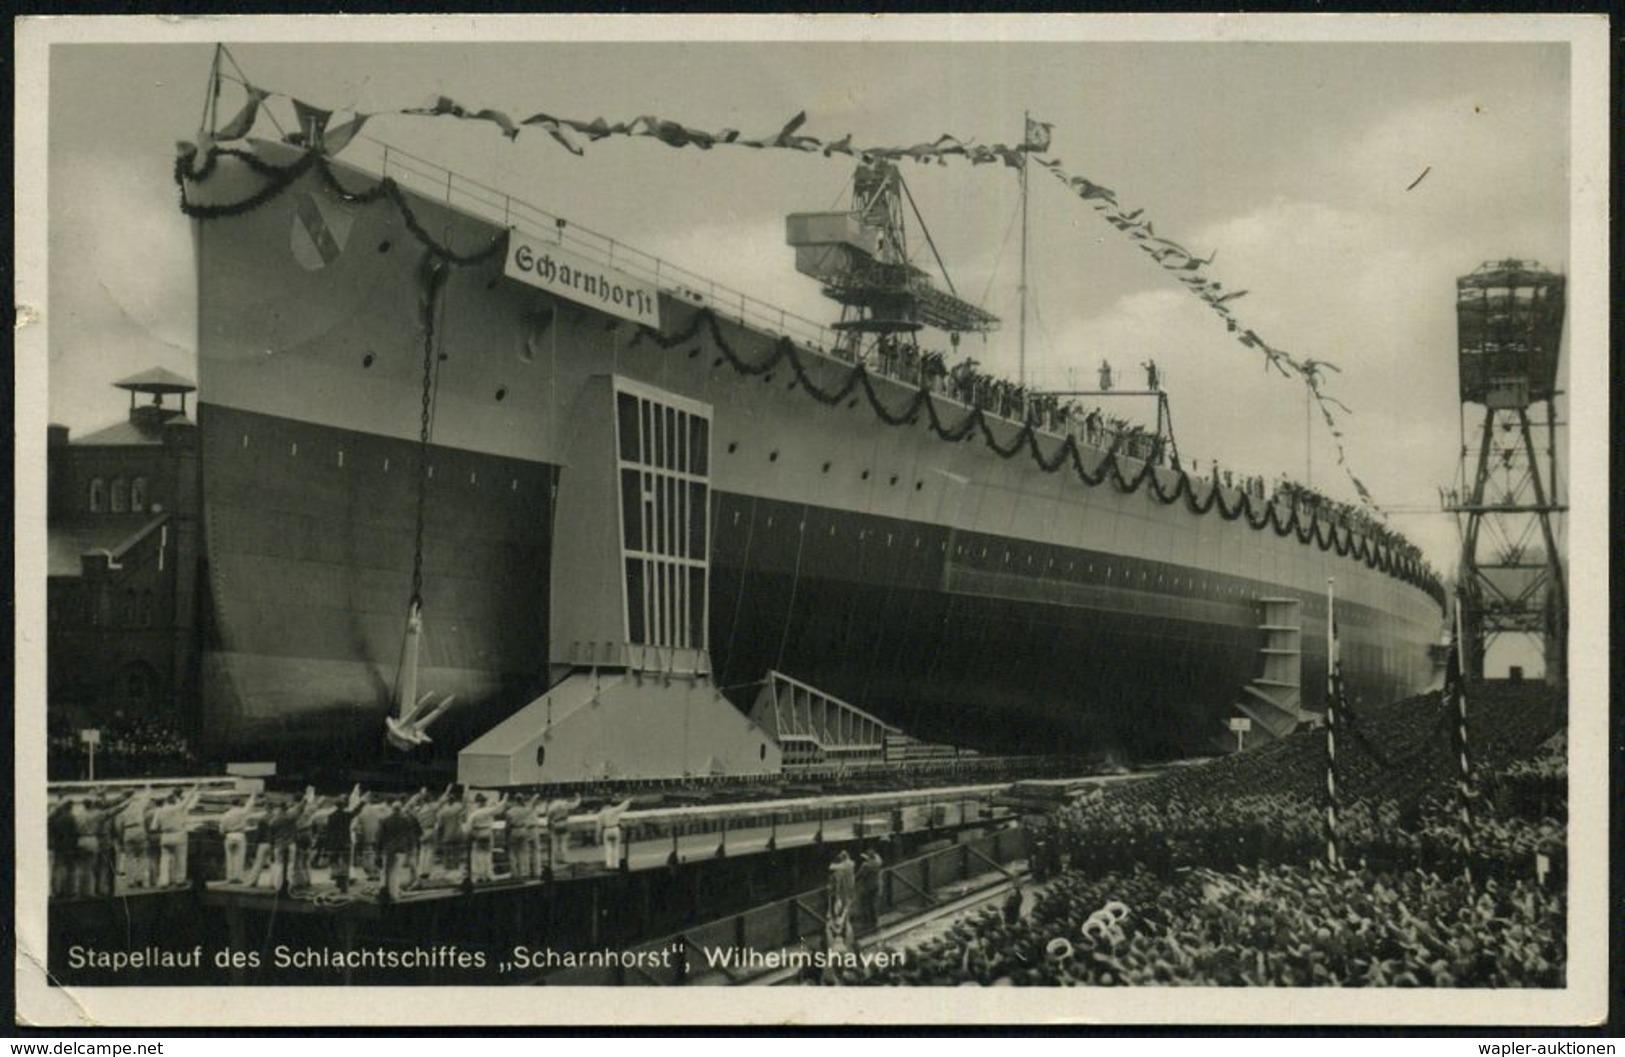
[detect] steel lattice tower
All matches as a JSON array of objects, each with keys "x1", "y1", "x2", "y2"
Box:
[{"x1": 1445, "y1": 260, "x2": 1567, "y2": 685}]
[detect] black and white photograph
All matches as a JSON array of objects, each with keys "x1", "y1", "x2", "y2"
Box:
[{"x1": 12, "y1": 14, "x2": 1610, "y2": 1029}]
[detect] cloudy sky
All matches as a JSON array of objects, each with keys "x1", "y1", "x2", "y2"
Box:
[{"x1": 32, "y1": 17, "x2": 1590, "y2": 571}]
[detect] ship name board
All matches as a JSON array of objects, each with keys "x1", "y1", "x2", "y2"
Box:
[{"x1": 505, "y1": 236, "x2": 662, "y2": 330}]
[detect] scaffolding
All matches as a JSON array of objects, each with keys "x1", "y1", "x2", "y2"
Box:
[{"x1": 1445, "y1": 260, "x2": 1566, "y2": 685}]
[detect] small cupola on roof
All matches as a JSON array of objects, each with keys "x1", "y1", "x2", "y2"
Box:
[{"x1": 116, "y1": 367, "x2": 197, "y2": 434}]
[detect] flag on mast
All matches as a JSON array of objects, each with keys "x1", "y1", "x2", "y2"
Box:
[{"x1": 1022, "y1": 116, "x2": 1053, "y2": 153}]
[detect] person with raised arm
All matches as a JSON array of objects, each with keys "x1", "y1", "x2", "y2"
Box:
[
  {"x1": 465, "y1": 791, "x2": 506, "y2": 883},
  {"x1": 595, "y1": 798, "x2": 633, "y2": 870},
  {"x1": 265, "y1": 786, "x2": 313, "y2": 893},
  {"x1": 354, "y1": 791, "x2": 389, "y2": 881},
  {"x1": 49, "y1": 796, "x2": 78, "y2": 897},
  {"x1": 412, "y1": 786, "x2": 450, "y2": 883},
  {"x1": 434, "y1": 786, "x2": 466, "y2": 873},
  {"x1": 378, "y1": 798, "x2": 416, "y2": 900},
  {"x1": 543, "y1": 794, "x2": 583, "y2": 870},
  {"x1": 323, "y1": 784, "x2": 363, "y2": 893},
  {"x1": 504, "y1": 793, "x2": 541, "y2": 881},
  {"x1": 151, "y1": 785, "x2": 201, "y2": 888},
  {"x1": 217, "y1": 792, "x2": 263, "y2": 884},
  {"x1": 113, "y1": 787, "x2": 156, "y2": 890}
]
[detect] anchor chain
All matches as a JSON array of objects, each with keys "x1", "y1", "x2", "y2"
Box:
[{"x1": 410, "y1": 256, "x2": 449, "y2": 610}]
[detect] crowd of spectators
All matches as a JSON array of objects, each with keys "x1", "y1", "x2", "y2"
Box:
[
  {"x1": 49, "y1": 714, "x2": 197, "y2": 780},
  {"x1": 826, "y1": 683, "x2": 1566, "y2": 988},
  {"x1": 1486, "y1": 730, "x2": 1567, "y2": 823},
  {"x1": 842, "y1": 861, "x2": 1563, "y2": 988}
]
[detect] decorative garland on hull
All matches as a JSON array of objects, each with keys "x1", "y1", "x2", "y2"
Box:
[
  {"x1": 174, "y1": 143, "x2": 1444, "y2": 609},
  {"x1": 194, "y1": 55, "x2": 1380, "y2": 510},
  {"x1": 634, "y1": 310, "x2": 1443, "y2": 607}
]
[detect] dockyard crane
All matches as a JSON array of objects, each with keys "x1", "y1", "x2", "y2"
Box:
[{"x1": 786, "y1": 159, "x2": 999, "y2": 365}]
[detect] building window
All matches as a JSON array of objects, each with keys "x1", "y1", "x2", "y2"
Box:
[
  {"x1": 130, "y1": 476, "x2": 149, "y2": 512},
  {"x1": 111, "y1": 477, "x2": 129, "y2": 513},
  {"x1": 88, "y1": 478, "x2": 106, "y2": 513}
]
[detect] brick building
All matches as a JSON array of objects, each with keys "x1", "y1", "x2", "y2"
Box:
[{"x1": 47, "y1": 368, "x2": 201, "y2": 736}]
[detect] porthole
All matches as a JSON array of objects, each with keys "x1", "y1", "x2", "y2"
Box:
[
  {"x1": 727, "y1": 442, "x2": 739, "y2": 454},
  {"x1": 495, "y1": 387, "x2": 508, "y2": 401},
  {"x1": 362, "y1": 353, "x2": 375, "y2": 368},
  {"x1": 378, "y1": 240, "x2": 391, "y2": 253},
  {"x1": 861, "y1": 470, "x2": 870, "y2": 480},
  {"x1": 822, "y1": 462, "x2": 832, "y2": 473},
  {"x1": 769, "y1": 451, "x2": 779, "y2": 462}
]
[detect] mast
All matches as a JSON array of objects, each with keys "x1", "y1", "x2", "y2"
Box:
[
  {"x1": 1018, "y1": 110, "x2": 1030, "y2": 390},
  {"x1": 197, "y1": 44, "x2": 222, "y2": 139}
]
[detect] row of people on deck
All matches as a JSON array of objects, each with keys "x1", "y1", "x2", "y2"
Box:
[
  {"x1": 836, "y1": 340, "x2": 1429, "y2": 570},
  {"x1": 46, "y1": 782, "x2": 636, "y2": 901},
  {"x1": 48, "y1": 785, "x2": 200, "y2": 899}
]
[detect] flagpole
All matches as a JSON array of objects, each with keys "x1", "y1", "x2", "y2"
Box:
[
  {"x1": 197, "y1": 43, "x2": 222, "y2": 139},
  {"x1": 1324, "y1": 577, "x2": 1339, "y2": 869},
  {"x1": 1452, "y1": 592, "x2": 1474, "y2": 868},
  {"x1": 1018, "y1": 110, "x2": 1029, "y2": 392}
]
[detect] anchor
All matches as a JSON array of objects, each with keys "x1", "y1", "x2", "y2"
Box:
[{"x1": 385, "y1": 599, "x2": 457, "y2": 751}]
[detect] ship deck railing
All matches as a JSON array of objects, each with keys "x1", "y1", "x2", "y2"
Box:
[
  {"x1": 349, "y1": 146, "x2": 1180, "y2": 451},
  {"x1": 345, "y1": 137, "x2": 839, "y2": 352},
  {"x1": 341, "y1": 139, "x2": 1429, "y2": 582}
]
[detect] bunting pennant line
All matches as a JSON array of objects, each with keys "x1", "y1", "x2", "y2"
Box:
[{"x1": 206, "y1": 74, "x2": 1381, "y2": 512}]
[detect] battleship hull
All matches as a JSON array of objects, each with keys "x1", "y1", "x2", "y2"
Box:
[{"x1": 185, "y1": 141, "x2": 1444, "y2": 768}]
